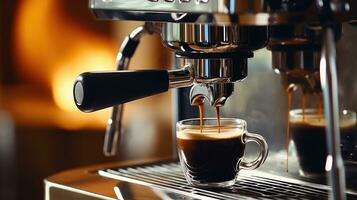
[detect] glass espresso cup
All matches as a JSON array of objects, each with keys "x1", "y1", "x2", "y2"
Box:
[
  {"x1": 289, "y1": 109, "x2": 357, "y2": 177},
  {"x1": 176, "y1": 118, "x2": 269, "y2": 188}
]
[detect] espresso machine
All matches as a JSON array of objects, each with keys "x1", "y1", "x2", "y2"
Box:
[{"x1": 46, "y1": 0, "x2": 357, "y2": 199}]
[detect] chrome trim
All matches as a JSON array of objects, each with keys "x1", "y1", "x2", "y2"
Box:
[
  {"x1": 89, "y1": 0, "x2": 270, "y2": 25},
  {"x1": 168, "y1": 66, "x2": 193, "y2": 89},
  {"x1": 179, "y1": 57, "x2": 248, "y2": 84},
  {"x1": 89, "y1": 0, "x2": 265, "y2": 15},
  {"x1": 272, "y1": 50, "x2": 321, "y2": 93},
  {"x1": 45, "y1": 181, "x2": 115, "y2": 200},
  {"x1": 320, "y1": 27, "x2": 346, "y2": 200},
  {"x1": 161, "y1": 23, "x2": 268, "y2": 52},
  {"x1": 89, "y1": 0, "x2": 357, "y2": 25},
  {"x1": 168, "y1": 54, "x2": 247, "y2": 107},
  {"x1": 98, "y1": 162, "x2": 357, "y2": 200},
  {"x1": 272, "y1": 50, "x2": 321, "y2": 72}
]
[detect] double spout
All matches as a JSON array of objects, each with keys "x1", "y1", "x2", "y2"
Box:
[
  {"x1": 190, "y1": 83, "x2": 234, "y2": 107},
  {"x1": 169, "y1": 67, "x2": 234, "y2": 107}
]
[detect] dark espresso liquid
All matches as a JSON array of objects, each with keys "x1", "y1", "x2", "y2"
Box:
[
  {"x1": 302, "y1": 94, "x2": 306, "y2": 122},
  {"x1": 317, "y1": 94, "x2": 323, "y2": 116},
  {"x1": 291, "y1": 120, "x2": 357, "y2": 174},
  {"x1": 285, "y1": 90, "x2": 323, "y2": 172},
  {"x1": 341, "y1": 126, "x2": 357, "y2": 162},
  {"x1": 177, "y1": 129, "x2": 244, "y2": 183}
]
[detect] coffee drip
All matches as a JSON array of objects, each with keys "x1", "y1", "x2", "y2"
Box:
[
  {"x1": 285, "y1": 84, "x2": 324, "y2": 172},
  {"x1": 198, "y1": 103, "x2": 204, "y2": 133},
  {"x1": 216, "y1": 107, "x2": 221, "y2": 133},
  {"x1": 317, "y1": 94, "x2": 323, "y2": 116},
  {"x1": 196, "y1": 102, "x2": 221, "y2": 133},
  {"x1": 286, "y1": 86, "x2": 293, "y2": 172}
]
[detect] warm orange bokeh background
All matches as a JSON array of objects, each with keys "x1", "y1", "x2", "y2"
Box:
[
  {"x1": 1, "y1": 0, "x2": 173, "y2": 199},
  {"x1": 10, "y1": 0, "x2": 172, "y2": 129}
]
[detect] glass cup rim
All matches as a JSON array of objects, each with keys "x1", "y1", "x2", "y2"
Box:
[
  {"x1": 289, "y1": 108, "x2": 356, "y2": 119},
  {"x1": 176, "y1": 117, "x2": 246, "y2": 129}
]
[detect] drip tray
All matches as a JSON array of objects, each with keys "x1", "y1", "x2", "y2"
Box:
[{"x1": 98, "y1": 162, "x2": 357, "y2": 200}]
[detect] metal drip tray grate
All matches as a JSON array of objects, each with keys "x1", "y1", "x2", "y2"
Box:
[{"x1": 99, "y1": 162, "x2": 357, "y2": 200}]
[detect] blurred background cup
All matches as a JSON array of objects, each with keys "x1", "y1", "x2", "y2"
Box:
[{"x1": 289, "y1": 109, "x2": 357, "y2": 177}]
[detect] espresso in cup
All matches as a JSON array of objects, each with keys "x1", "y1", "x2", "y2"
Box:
[
  {"x1": 177, "y1": 128, "x2": 244, "y2": 183},
  {"x1": 176, "y1": 118, "x2": 268, "y2": 188},
  {"x1": 289, "y1": 109, "x2": 357, "y2": 176}
]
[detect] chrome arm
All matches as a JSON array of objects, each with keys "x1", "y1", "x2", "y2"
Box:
[
  {"x1": 104, "y1": 23, "x2": 159, "y2": 156},
  {"x1": 168, "y1": 66, "x2": 193, "y2": 89},
  {"x1": 320, "y1": 27, "x2": 346, "y2": 200}
]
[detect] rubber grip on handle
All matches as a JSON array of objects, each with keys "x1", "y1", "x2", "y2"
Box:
[{"x1": 73, "y1": 70, "x2": 169, "y2": 112}]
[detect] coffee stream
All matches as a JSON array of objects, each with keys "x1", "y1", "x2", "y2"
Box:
[
  {"x1": 317, "y1": 94, "x2": 323, "y2": 117},
  {"x1": 216, "y1": 107, "x2": 221, "y2": 133},
  {"x1": 285, "y1": 88, "x2": 323, "y2": 172},
  {"x1": 198, "y1": 103, "x2": 204, "y2": 133},
  {"x1": 286, "y1": 90, "x2": 293, "y2": 172},
  {"x1": 197, "y1": 103, "x2": 221, "y2": 133},
  {"x1": 302, "y1": 94, "x2": 306, "y2": 122}
]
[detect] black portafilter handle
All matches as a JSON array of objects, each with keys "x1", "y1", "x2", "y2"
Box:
[{"x1": 73, "y1": 70, "x2": 169, "y2": 112}]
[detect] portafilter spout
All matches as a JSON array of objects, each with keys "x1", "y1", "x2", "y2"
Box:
[
  {"x1": 179, "y1": 51, "x2": 250, "y2": 107},
  {"x1": 190, "y1": 83, "x2": 234, "y2": 107}
]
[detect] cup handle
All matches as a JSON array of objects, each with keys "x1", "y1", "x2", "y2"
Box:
[{"x1": 240, "y1": 132, "x2": 269, "y2": 170}]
